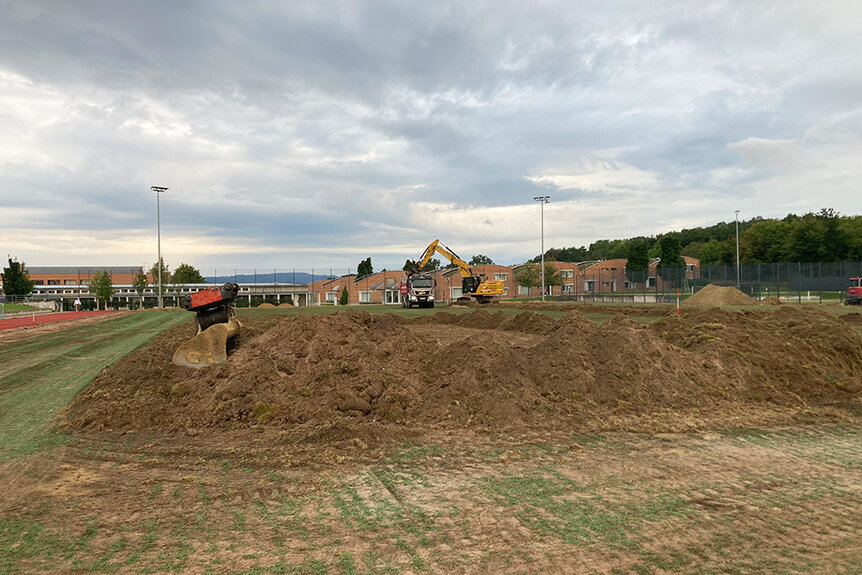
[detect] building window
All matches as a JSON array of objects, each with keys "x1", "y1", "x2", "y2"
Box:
[
  {"x1": 647, "y1": 276, "x2": 656, "y2": 288},
  {"x1": 503, "y1": 287, "x2": 508, "y2": 296},
  {"x1": 686, "y1": 264, "x2": 696, "y2": 272},
  {"x1": 584, "y1": 280, "x2": 596, "y2": 291},
  {"x1": 359, "y1": 291, "x2": 372, "y2": 303},
  {"x1": 450, "y1": 286, "x2": 463, "y2": 299},
  {"x1": 562, "y1": 284, "x2": 574, "y2": 293},
  {"x1": 494, "y1": 273, "x2": 508, "y2": 281},
  {"x1": 33, "y1": 280, "x2": 44, "y2": 285},
  {"x1": 561, "y1": 269, "x2": 574, "y2": 279},
  {"x1": 325, "y1": 291, "x2": 337, "y2": 303},
  {"x1": 625, "y1": 281, "x2": 634, "y2": 289},
  {"x1": 518, "y1": 285, "x2": 530, "y2": 296},
  {"x1": 64, "y1": 280, "x2": 76, "y2": 285},
  {"x1": 47, "y1": 280, "x2": 60, "y2": 285}
]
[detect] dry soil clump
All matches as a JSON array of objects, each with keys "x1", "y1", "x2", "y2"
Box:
[
  {"x1": 683, "y1": 283, "x2": 757, "y2": 306},
  {"x1": 61, "y1": 307, "x2": 862, "y2": 441}
]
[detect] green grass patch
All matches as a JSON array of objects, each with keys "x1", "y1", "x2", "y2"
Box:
[{"x1": 0, "y1": 311, "x2": 191, "y2": 460}]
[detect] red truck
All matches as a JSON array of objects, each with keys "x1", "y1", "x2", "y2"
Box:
[{"x1": 846, "y1": 277, "x2": 862, "y2": 305}]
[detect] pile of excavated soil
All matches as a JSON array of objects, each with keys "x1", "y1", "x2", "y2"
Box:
[
  {"x1": 498, "y1": 300, "x2": 676, "y2": 317},
  {"x1": 683, "y1": 283, "x2": 757, "y2": 306},
  {"x1": 257, "y1": 303, "x2": 276, "y2": 308},
  {"x1": 761, "y1": 296, "x2": 784, "y2": 305},
  {"x1": 60, "y1": 307, "x2": 862, "y2": 439}
]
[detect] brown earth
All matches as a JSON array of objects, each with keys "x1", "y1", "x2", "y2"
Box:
[
  {"x1": 682, "y1": 283, "x2": 757, "y2": 306},
  {"x1": 761, "y1": 296, "x2": 785, "y2": 305},
  {"x1": 60, "y1": 306, "x2": 862, "y2": 445}
]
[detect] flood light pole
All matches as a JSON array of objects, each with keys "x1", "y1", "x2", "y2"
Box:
[
  {"x1": 152, "y1": 186, "x2": 168, "y2": 308},
  {"x1": 534, "y1": 195, "x2": 550, "y2": 301},
  {"x1": 735, "y1": 209, "x2": 741, "y2": 290}
]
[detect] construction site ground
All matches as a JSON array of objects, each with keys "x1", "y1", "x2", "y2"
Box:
[{"x1": 1, "y1": 302, "x2": 861, "y2": 574}]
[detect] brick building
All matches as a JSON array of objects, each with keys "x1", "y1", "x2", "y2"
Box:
[{"x1": 25, "y1": 266, "x2": 145, "y2": 286}]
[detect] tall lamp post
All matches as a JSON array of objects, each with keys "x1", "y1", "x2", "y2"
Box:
[
  {"x1": 533, "y1": 195, "x2": 550, "y2": 301},
  {"x1": 152, "y1": 186, "x2": 168, "y2": 308},
  {"x1": 735, "y1": 209, "x2": 741, "y2": 290}
]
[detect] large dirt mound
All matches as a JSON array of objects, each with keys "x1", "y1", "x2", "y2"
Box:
[
  {"x1": 60, "y1": 307, "x2": 862, "y2": 437},
  {"x1": 683, "y1": 283, "x2": 757, "y2": 306}
]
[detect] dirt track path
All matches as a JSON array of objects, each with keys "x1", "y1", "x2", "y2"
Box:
[{"x1": 0, "y1": 425, "x2": 859, "y2": 574}]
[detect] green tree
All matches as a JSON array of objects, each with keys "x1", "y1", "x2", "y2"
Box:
[
  {"x1": 469, "y1": 254, "x2": 494, "y2": 265},
  {"x1": 625, "y1": 239, "x2": 650, "y2": 284},
  {"x1": 89, "y1": 270, "x2": 114, "y2": 310},
  {"x1": 132, "y1": 269, "x2": 148, "y2": 309},
  {"x1": 357, "y1": 257, "x2": 373, "y2": 277},
  {"x1": 786, "y1": 213, "x2": 824, "y2": 262},
  {"x1": 422, "y1": 258, "x2": 441, "y2": 272},
  {"x1": 657, "y1": 234, "x2": 685, "y2": 286},
  {"x1": 543, "y1": 262, "x2": 561, "y2": 289},
  {"x1": 150, "y1": 258, "x2": 171, "y2": 285},
  {"x1": 339, "y1": 286, "x2": 349, "y2": 305},
  {"x1": 2, "y1": 258, "x2": 35, "y2": 296},
  {"x1": 515, "y1": 263, "x2": 541, "y2": 294},
  {"x1": 741, "y1": 219, "x2": 790, "y2": 263},
  {"x1": 172, "y1": 263, "x2": 206, "y2": 284},
  {"x1": 819, "y1": 208, "x2": 849, "y2": 262}
]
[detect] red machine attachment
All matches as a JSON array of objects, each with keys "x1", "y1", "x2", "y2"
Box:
[
  {"x1": 181, "y1": 283, "x2": 240, "y2": 333},
  {"x1": 847, "y1": 277, "x2": 862, "y2": 305}
]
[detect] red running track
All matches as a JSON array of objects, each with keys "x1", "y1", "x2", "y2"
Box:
[{"x1": 0, "y1": 310, "x2": 116, "y2": 331}]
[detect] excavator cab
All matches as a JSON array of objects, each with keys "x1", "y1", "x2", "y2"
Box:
[{"x1": 461, "y1": 275, "x2": 481, "y2": 294}]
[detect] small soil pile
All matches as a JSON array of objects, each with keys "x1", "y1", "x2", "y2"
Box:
[
  {"x1": 683, "y1": 284, "x2": 757, "y2": 306},
  {"x1": 257, "y1": 303, "x2": 276, "y2": 308},
  {"x1": 840, "y1": 313, "x2": 862, "y2": 325},
  {"x1": 60, "y1": 306, "x2": 862, "y2": 439},
  {"x1": 761, "y1": 296, "x2": 784, "y2": 305}
]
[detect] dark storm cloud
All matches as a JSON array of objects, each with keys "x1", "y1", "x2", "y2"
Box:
[{"x1": 1, "y1": 0, "x2": 860, "y2": 268}]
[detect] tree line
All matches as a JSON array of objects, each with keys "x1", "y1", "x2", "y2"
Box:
[{"x1": 535, "y1": 209, "x2": 861, "y2": 266}]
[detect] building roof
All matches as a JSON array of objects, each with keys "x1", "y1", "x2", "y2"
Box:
[{"x1": 28, "y1": 266, "x2": 142, "y2": 274}]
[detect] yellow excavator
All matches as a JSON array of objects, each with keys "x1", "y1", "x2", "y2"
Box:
[{"x1": 412, "y1": 239, "x2": 504, "y2": 305}]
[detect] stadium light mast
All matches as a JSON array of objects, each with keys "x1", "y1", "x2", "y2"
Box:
[
  {"x1": 735, "y1": 210, "x2": 741, "y2": 289},
  {"x1": 534, "y1": 195, "x2": 551, "y2": 301},
  {"x1": 152, "y1": 186, "x2": 169, "y2": 308}
]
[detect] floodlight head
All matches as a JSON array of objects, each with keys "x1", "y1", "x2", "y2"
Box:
[
  {"x1": 151, "y1": 186, "x2": 169, "y2": 192},
  {"x1": 533, "y1": 195, "x2": 550, "y2": 203}
]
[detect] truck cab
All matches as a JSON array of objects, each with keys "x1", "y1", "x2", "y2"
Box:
[{"x1": 401, "y1": 273, "x2": 435, "y2": 308}]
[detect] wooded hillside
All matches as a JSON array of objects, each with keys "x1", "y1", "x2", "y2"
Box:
[{"x1": 536, "y1": 209, "x2": 861, "y2": 265}]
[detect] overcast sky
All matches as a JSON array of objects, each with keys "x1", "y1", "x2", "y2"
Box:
[{"x1": 1, "y1": 0, "x2": 860, "y2": 272}]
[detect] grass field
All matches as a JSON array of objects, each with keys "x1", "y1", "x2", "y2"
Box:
[{"x1": 0, "y1": 307, "x2": 860, "y2": 574}]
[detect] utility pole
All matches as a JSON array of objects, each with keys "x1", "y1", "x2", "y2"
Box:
[
  {"x1": 152, "y1": 186, "x2": 168, "y2": 307},
  {"x1": 735, "y1": 209, "x2": 741, "y2": 289},
  {"x1": 533, "y1": 195, "x2": 550, "y2": 301}
]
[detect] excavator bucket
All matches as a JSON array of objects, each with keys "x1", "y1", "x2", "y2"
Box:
[{"x1": 172, "y1": 315, "x2": 241, "y2": 369}]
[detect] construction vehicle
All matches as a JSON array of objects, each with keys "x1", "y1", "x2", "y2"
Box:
[
  {"x1": 172, "y1": 283, "x2": 241, "y2": 368},
  {"x1": 400, "y1": 272, "x2": 436, "y2": 308},
  {"x1": 412, "y1": 239, "x2": 504, "y2": 305},
  {"x1": 846, "y1": 277, "x2": 862, "y2": 305}
]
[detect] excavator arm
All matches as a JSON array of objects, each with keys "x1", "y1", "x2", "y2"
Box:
[{"x1": 416, "y1": 240, "x2": 473, "y2": 278}]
